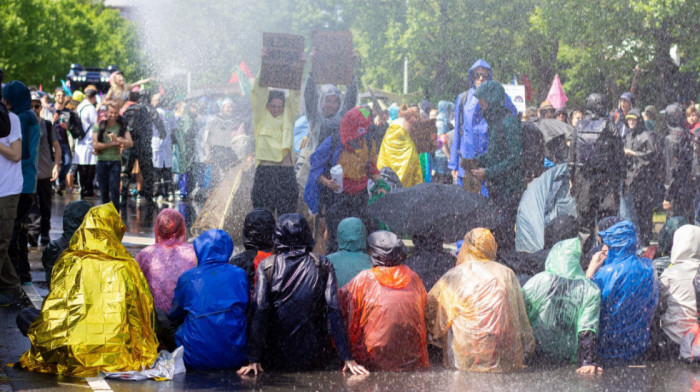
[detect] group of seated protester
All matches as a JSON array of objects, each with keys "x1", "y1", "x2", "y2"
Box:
[{"x1": 14, "y1": 202, "x2": 700, "y2": 377}]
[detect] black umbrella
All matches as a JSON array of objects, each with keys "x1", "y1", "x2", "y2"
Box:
[
  {"x1": 536, "y1": 118, "x2": 574, "y2": 143},
  {"x1": 367, "y1": 183, "x2": 498, "y2": 242}
]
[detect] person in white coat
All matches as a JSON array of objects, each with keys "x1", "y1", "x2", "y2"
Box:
[{"x1": 73, "y1": 89, "x2": 98, "y2": 198}]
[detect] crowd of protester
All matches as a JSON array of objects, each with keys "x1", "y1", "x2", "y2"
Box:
[{"x1": 0, "y1": 49, "x2": 699, "y2": 379}]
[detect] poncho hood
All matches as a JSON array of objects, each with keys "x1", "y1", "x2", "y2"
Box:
[
  {"x1": 337, "y1": 217, "x2": 367, "y2": 252},
  {"x1": 70, "y1": 203, "x2": 127, "y2": 254},
  {"x1": 467, "y1": 59, "x2": 493, "y2": 89},
  {"x1": 544, "y1": 238, "x2": 586, "y2": 280},
  {"x1": 474, "y1": 80, "x2": 506, "y2": 110},
  {"x1": 670, "y1": 225, "x2": 700, "y2": 267},
  {"x1": 340, "y1": 107, "x2": 372, "y2": 147},
  {"x1": 242, "y1": 208, "x2": 275, "y2": 251},
  {"x1": 3, "y1": 80, "x2": 32, "y2": 113},
  {"x1": 194, "y1": 229, "x2": 233, "y2": 266},
  {"x1": 318, "y1": 84, "x2": 342, "y2": 118},
  {"x1": 456, "y1": 228, "x2": 497, "y2": 265},
  {"x1": 154, "y1": 208, "x2": 187, "y2": 245},
  {"x1": 61, "y1": 200, "x2": 92, "y2": 241},
  {"x1": 274, "y1": 213, "x2": 315, "y2": 252},
  {"x1": 599, "y1": 220, "x2": 638, "y2": 265},
  {"x1": 367, "y1": 230, "x2": 407, "y2": 267}
]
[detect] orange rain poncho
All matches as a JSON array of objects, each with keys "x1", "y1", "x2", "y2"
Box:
[
  {"x1": 340, "y1": 231, "x2": 430, "y2": 371},
  {"x1": 426, "y1": 228, "x2": 535, "y2": 372},
  {"x1": 20, "y1": 203, "x2": 159, "y2": 377}
]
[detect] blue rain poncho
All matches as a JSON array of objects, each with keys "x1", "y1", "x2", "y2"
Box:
[
  {"x1": 170, "y1": 229, "x2": 248, "y2": 369},
  {"x1": 592, "y1": 221, "x2": 658, "y2": 361},
  {"x1": 522, "y1": 238, "x2": 601, "y2": 363}
]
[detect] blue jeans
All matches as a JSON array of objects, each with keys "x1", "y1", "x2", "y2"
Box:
[
  {"x1": 58, "y1": 143, "x2": 72, "y2": 187},
  {"x1": 97, "y1": 160, "x2": 121, "y2": 212}
]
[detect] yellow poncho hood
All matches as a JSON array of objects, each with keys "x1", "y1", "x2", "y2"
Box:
[{"x1": 20, "y1": 203, "x2": 159, "y2": 377}]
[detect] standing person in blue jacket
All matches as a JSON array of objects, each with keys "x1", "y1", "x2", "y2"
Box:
[
  {"x1": 449, "y1": 59, "x2": 517, "y2": 196},
  {"x1": 585, "y1": 220, "x2": 658, "y2": 363},
  {"x1": 3, "y1": 81, "x2": 40, "y2": 285},
  {"x1": 170, "y1": 229, "x2": 248, "y2": 370}
]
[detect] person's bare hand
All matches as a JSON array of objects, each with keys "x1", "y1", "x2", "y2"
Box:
[
  {"x1": 663, "y1": 200, "x2": 672, "y2": 211},
  {"x1": 586, "y1": 246, "x2": 608, "y2": 278},
  {"x1": 237, "y1": 362, "x2": 264, "y2": 376},
  {"x1": 59, "y1": 121, "x2": 68, "y2": 130},
  {"x1": 624, "y1": 149, "x2": 637, "y2": 157},
  {"x1": 342, "y1": 360, "x2": 369, "y2": 375},
  {"x1": 576, "y1": 365, "x2": 603, "y2": 375},
  {"x1": 321, "y1": 177, "x2": 340, "y2": 192},
  {"x1": 451, "y1": 170, "x2": 459, "y2": 180},
  {"x1": 471, "y1": 168, "x2": 486, "y2": 181}
]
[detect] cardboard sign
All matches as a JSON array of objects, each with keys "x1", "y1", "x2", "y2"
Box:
[
  {"x1": 311, "y1": 31, "x2": 354, "y2": 85},
  {"x1": 503, "y1": 84, "x2": 527, "y2": 115},
  {"x1": 410, "y1": 118, "x2": 438, "y2": 154},
  {"x1": 260, "y1": 33, "x2": 305, "y2": 90}
]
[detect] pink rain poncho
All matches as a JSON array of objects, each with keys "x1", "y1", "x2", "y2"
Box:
[{"x1": 136, "y1": 208, "x2": 197, "y2": 312}]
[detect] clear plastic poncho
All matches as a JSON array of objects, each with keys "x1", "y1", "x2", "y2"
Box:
[
  {"x1": 426, "y1": 228, "x2": 535, "y2": 372},
  {"x1": 522, "y1": 238, "x2": 601, "y2": 362}
]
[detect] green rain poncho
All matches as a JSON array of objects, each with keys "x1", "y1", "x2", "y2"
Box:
[
  {"x1": 327, "y1": 218, "x2": 372, "y2": 288},
  {"x1": 522, "y1": 238, "x2": 601, "y2": 363}
]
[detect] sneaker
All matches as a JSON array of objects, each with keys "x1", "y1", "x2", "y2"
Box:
[
  {"x1": 167, "y1": 194, "x2": 174, "y2": 202},
  {"x1": 0, "y1": 291, "x2": 33, "y2": 309},
  {"x1": 157, "y1": 195, "x2": 164, "y2": 203}
]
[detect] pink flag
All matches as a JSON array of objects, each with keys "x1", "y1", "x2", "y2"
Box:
[{"x1": 546, "y1": 74, "x2": 568, "y2": 109}]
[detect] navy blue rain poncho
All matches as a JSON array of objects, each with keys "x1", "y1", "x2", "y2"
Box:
[
  {"x1": 170, "y1": 229, "x2": 248, "y2": 369},
  {"x1": 592, "y1": 221, "x2": 658, "y2": 362},
  {"x1": 448, "y1": 59, "x2": 517, "y2": 195}
]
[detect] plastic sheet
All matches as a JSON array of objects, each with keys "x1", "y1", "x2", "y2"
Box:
[
  {"x1": 103, "y1": 347, "x2": 186, "y2": 381},
  {"x1": 340, "y1": 263, "x2": 429, "y2": 371},
  {"x1": 425, "y1": 228, "x2": 535, "y2": 372},
  {"x1": 377, "y1": 123, "x2": 423, "y2": 188},
  {"x1": 522, "y1": 238, "x2": 601, "y2": 362},
  {"x1": 20, "y1": 203, "x2": 159, "y2": 377},
  {"x1": 593, "y1": 220, "x2": 658, "y2": 361}
]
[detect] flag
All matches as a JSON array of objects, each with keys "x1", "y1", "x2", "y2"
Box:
[
  {"x1": 39, "y1": 84, "x2": 43, "y2": 92},
  {"x1": 521, "y1": 73, "x2": 533, "y2": 103},
  {"x1": 512, "y1": 75, "x2": 518, "y2": 85},
  {"x1": 238, "y1": 60, "x2": 253, "y2": 79},
  {"x1": 545, "y1": 74, "x2": 568, "y2": 109}
]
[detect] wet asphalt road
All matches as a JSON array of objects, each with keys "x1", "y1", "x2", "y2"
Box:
[{"x1": 0, "y1": 193, "x2": 697, "y2": 391}]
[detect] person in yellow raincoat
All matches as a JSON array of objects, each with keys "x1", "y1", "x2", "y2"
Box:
[
  {"x1": 19, "y1": 203, "x2": 159, "y2": 377},
  {"x1": 377, "y1": 105, "x2": 423, "y2": 187},
  {"x1": 425, "y1": 228, "x2": 535, "y2": 372}
]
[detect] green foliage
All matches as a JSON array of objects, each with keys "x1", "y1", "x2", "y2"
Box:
[{"x1": 0, "y1": 0, "x2": 144, "y2": 89}]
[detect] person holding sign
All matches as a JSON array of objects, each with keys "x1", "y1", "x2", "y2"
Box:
[{"x1": 250, "y1": 48, "x2": 303, "y2": 216}]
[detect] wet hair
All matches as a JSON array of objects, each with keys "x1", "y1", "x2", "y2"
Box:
[
  {"x1": 127, "y1": 90, "x2": 140, "y2": 103},
  {"x1": 686, "y1": 105, "x2": 698, "y2": 116},
  {"x1": 398, "y1": 104, "x2": 420, "y2": 119},
  {"x1": 267, "y1": 90, "x2": 285, "y2": 106}
]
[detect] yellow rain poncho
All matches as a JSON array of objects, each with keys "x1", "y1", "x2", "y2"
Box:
[
  {"x1": 426, "y1": 228, "x2": 535, "y2": 372},
  {"x1": 377, "y1": 122, "x2": 423, "y2": 188},
  {"x1": 20, "y1": 203, "x2": 159, "y2": 377}
]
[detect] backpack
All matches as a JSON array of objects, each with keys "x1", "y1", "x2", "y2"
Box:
[
  {"x1": 572, "y1": 118, "x2": 613, "y2": 172},
  {"x1": 67, "y1": 111, "x2": 85, "y2": 140}
]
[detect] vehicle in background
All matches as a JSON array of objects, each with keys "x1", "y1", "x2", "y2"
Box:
[{"x1": 66, "y1": 64, "x2": 118, "y2": 93}]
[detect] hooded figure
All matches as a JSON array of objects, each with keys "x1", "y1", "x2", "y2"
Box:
[
  {"x1": 41, "y1": 200, "x2": 91, "y2": 286},
  {"x1": 20, "y1": 204, "x2": 159, "y2": 377},
  {"x1": 170, "y1": 229, "x2": 248, "y2": 369},
  {"x1": 3, "y1": 81, "x2": 39, "y2": 195},
  {"x1": 425, "y1": 228, "x2": 535, "y2": 372},
  {"x1": 662, "y1": 103, "x2": 694, "y2": 222},
  {"x1": 404, "y1": 233, "x2": 456, "y2": 291},
  {"x1": 247, "y1": 213, "x2": 353, "y2": 371},
  {"x1": 327, "y1": 217, "x2": 372, "y2": 288},
  {"x1": 230, "y1": 208, "x2": 276, "y2": 295},
  {"x1": 136, "y1": 209, "x2": 197, "y2": 313},
  {"x1": 339, "y1": 230, "x2": 429, "y2": 371},
  {"x1": 377, "y1": 106, "x2": 424, "y2": 188},
  {"x1": 592, "y1": 221, "x2": 658, "y2": 362},
  {"x1": 522, "y1": 238, "x2": 601, "y2": 367},
  {"x1": 449, "y1": 60, "x2": 517, "y2": 194},
  {"x1": 659, "y1": 225, "x2": 700, "y2": 344}
]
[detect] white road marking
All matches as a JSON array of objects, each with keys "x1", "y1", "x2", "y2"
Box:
[
  {"x1": 85, "y1": 377, "x2": 113, "y2": 391},
  {"x1": 21, "y1": 284, "x2": 43, "y2": 309}
]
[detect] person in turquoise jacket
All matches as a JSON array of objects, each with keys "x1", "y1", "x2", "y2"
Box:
[
  {"x1": 327, "y1": 217, "x2": 372, "y2": 288},
  {"x1": 170, "y1": 229, "x2": 248, "y2": 369}
]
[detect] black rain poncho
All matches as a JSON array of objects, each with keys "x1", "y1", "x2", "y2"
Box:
[{"x1": 247, "y1": 213, "x2": 351, "y2": 371}]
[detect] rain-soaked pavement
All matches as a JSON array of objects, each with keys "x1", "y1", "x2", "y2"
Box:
[{"x1": 1, "y1": 193, "x2": 699, "y2": 391}]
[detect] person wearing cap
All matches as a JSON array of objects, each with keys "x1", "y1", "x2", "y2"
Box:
[
  {"x1": 238, "y1": 213, "x2": 368, "y2": 375},
  {"x1": 339, "y1": 230, "x2": 429, "y2": 371},
  {"x1": 622, "y1": 109, "x2": 662, "y2": 245},
  {"x1": 72, "y1": 88, "x2": 98, "y2": 199},
  {"x1": 26, "y1": 91, "x2": 61, "y2": 246},
  {"x1": 538, "y1": 101, "x2": 556, "y2": 120},
  {"x1": 612, "y1": 92, "x2": 634, "y2": 137},
  {"x1": 304, "y1": 107, "x2": 382, "y2": 253}
]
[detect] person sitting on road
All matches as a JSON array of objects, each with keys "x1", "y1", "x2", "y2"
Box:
[
  {"x1": 19, "y1": 203, "x2": 159, "y2": 377},
  {"x1": 522, "y1": 238, "x2": 603, "y2": 375},
  {"x1": 136, "y1": 208, "x2": 196, "y2": 313},
  {"x1": 658, "y1": 225, "x2": 700, "y2": 352},
  {"x1": 229, "y1": 208, "x2": 276, "y2": 296},
  {"x1": 327, "y1": 217, "x2": 372, "y2": 288},
  {"x1": 340, "y1": 230, "x2": 429, "y2": 371},
  {"x1": 169, "y1": 229, "x2": 248, "y2": 370},
  {"x1": 238, "y1": 213, "x2": 368, "y2": 376},
  {"x1": 404, "y1": 233, "x2": 456, "y2": 292},
  {"x1": 585, "y1": 220, "x2": 658, "y2": 364},
  {"x1": 425, "y1": 228, "x2": 535, "y2": 372}
]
